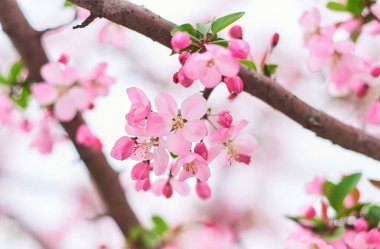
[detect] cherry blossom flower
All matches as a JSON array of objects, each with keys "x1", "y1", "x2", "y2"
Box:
[
  {"x1": 76, "y1": 124, "x2": 103, "y2": 151},
  {"x1": 285, "y1": 229, "x2": 331, "y2": 249},
  {"x1": 147, "y1": 92, "x2": 208, "y2": 155},
  {"x1": 217, "y1": 110, "x2": 233, "y2": 128},
  {"x1": 172, "y1": 152, "x2": 210, "y2": 182},
  {"x1": 125, "y1": 87, "x2": 151, "y2": 126},
  {"x1": 209, "y1": 119, "x2": 257, "y2": 166},
  {"x1": 32, "y1": 62, "x2": 91, "y2": 122},
  {"x1": 82, "y1": 63, "x2": 115, "y2": 100},
  {"x1": 183, "y1": 44, "x2": 240, "y2": 88},
  {"x1": 305, "y1": 176, "x2": 324, "y2": 195},
  {"x1": 98, "y1": 22, "x2": 127, "y2": 48}
]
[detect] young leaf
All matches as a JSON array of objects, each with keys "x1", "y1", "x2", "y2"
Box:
[
  {"x1": 11, "y1": 84, "x2": 31, "y2": 109},
  {"x1": 64, "y1": 1, "x2": 74, "y2": 7},
  {"x1": 239, "y1": 59, "x2": 257, "y2": 71},
  {"x1": 328, "y1": 172, "x2": 362, "y2": 213},
  {"x1": 170, "y1": 24, "x2": 197, "y2": 37},
  {"x1": 323, "y1": 226, "x2": 345, "y2": 241},
  {"x1": 0, "y1": 75, "x2": 9, "y2": 85},
  {"x1": 326, "y1": 2, "x2": 347, "y2": 12},
  {"x1": 346, "y1": 0, "x2": 365, "y2": 15},
  {"x1": 263, "y1": 64, "x2": 278, "y2": 77},
  {"x1": 151, "y1": 215, "x2": 169, "y2": 235},
  {"x1": 365, "y1": 205, "x2": 380, "y2": 228},
  {"x1": 323, "y1": 180, "x2": 335, "y2": 197},
  {"x1": 196, "y1": 22, "x2": 212, "y2": 36},
  {"x1": 8, "y1": 61, "x2": 24, "y2": 83},
  {"x1": 211, "y1": 12, "x2": 245, "y2": 34}
]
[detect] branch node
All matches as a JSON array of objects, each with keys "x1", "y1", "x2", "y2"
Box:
[{"x1": 73, "y1": 13, "x2": 97, "y2": 29}]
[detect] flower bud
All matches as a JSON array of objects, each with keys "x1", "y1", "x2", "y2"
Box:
[
  {"x1": 372, "y1": 66, "x2": 380, "y2": 77},
  {"x1": 354, "y1": 217, "x2": 369, "y2": 232},
  {"x1": 135, "y1": 178, "x2": 151, "y2": 191},
  {"x1": 194, "y1": 142, "x2": 208, "y2": 160},
  {"x1": 228, "y1": 39, "x2": 250, "y2": 59},
  {"x1": 179, "y1": 51, "x2": 191, "y2": 65},
  {"x1": 178, "y1": 69, "x2": 194, "y2": 88},
  {"x1": 229, "y1": 25, "x2": 243, "y2": 39},
  {"x1": 110, "y1": 136, "x2": 134, "y2": 160},
  {"x1": 58, "y1": 53, "x2": 70, "y2": 65},
  {"x1": 196, "y1": 181, "x2": 211, "y2": 200},
  {"x1": 356, "y1": 83, "x2": 369, "y2": 98},
  {"x1": 225, "y1": 76, "x2": 244, "y2": 94},
  {"x1": 131, "y1": 162, "x2": 150, "y2": 180},
  {"x1": 173, "y1": 72, "x2": 180, "y2": 84},
  {"x1": 171, "y1": 31, "x2": 191, "y2": 52},
  {"x1": 217, "y1": 110, "x2": 233, "y2": 128},
  {"x1": 163, "y1": 182, "x2": 173, "y2": 198},
  {"x1": 271, "y1": 33, "x2": 280, "y2": 48},
  {"x1": 304, "y1": 206, "x2": 316, "y2": 219},
  {"x1": 366, "y1": 229, "x2": 380, "y2": 244}
]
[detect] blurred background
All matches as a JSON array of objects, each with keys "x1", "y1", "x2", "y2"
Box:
[{"x1": 1, "y1": 0, "x2": 380, "y2": 248}]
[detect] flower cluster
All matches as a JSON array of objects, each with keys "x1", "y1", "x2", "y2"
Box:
[
  {"x1": 32, "y1": 58, "x2": 115, "y2": 122},
  {"x1": 111, "y1": 87, "x2": 257, "y2": 199},
  {"x1": 287, "y1": 173, "x2": 380, "y2": 249}
]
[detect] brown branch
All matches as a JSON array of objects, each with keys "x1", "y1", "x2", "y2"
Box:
[
  {"x1": 69, "y1": 0, "x2": 380, "y2": 161},
  {"x1": 202, "y1": 88, "x2": 213, "y2": 100},
  {"x1": 73, "y1": 13, "x2": 98, "y2": 29},
  {"x1": 0, "y1": 0, "x2": 139, "y2": 237}
]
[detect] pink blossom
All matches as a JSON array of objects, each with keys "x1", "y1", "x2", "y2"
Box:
[
  {"x1": 131, "y1": 161, "x2": 150, "y2": 180},
  {"x1": 224, "y1": 76, "x2": 243, "y2": 94},
  {"x1": 125, "y1": 87, "x2": 151, "y2": 125},
  {"x1": 135, "y1": 177, "x2": 151, "y2": 191},
  {"x1": 147, "y1": 93, "x2": 208, "y2": 155},
  {"x1": 354, "y1": 218, "x2": 369, "y2": 232},
  {"x1": 98, "y1": 22, "x2": 127, "y2": 48},
  {"x1": 183, "y1": 45, "x2": 240, "y2": 88},
  {"x1": 82, "y1": 63, "x2": 115, "y2": 99},
  {"x1": 171, "y1": 31, "x2": 191, "y2": 52},
  {"x1": 75, "y1": 124, "x2": 103, "y2": 151},
  {"x1": 229, "y1": 25, "x2": 243, "y2": 39},
  {"x1": 305, "y1": 176, "x2": 324, "y2": 195},
  {"x1": 196, "y1": 181, "x2": 212, "y2": 200},
  {"x1": 172, "y1": 152, "x2": 210, "y2": 182},
  {"x1": 228, "y1": 39, "x2": 250, "y2": 59},
  {"x1": 209, "y1": 119, "x2": 257, "y2": 166},
  {"x1": 217, "y1": 110, "x2": 233, "y2": 128},
  {"x1": 179, "y1": 51, "x2": 191, "y2": 65},
  {"x1": 194, "y1": 142, "x2": 208, "y2": 160},
  {"x1": 365, "y1": 101, "x2": 380, "y2": 125},
  {"x1": 110, "y1": 136, "x2": 134, "y2": 160},
  {"x1": 176, "y1": 68, "x2": 194, "y2": 88},
  {"x1": 32, "y1": 62, "x2": 91, "y2": 122},
  {"x1": 286, "y1": 229, "x2": 331, "y2": 249}
]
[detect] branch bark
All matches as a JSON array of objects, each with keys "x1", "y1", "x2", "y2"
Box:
[
  {"x1": 0, "y1": 0, "x2": 139, "y2": 237},
  {"x1": 70, "y1": 0, "x2": 380, "y2": 162}
]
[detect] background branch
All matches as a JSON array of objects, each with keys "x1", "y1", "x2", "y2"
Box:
[
  {"x1": 70, "y1": 0, "x2": 380, "y2": 162},
  {"x1": 0, "y1": 0, "x2": 139, "y2": 237}
]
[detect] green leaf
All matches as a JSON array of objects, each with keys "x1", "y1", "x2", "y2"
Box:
[
  {"x1": 196, "y1": 21, "x2": 212, "y2": 36},
  {"x1": 128, "y1": 225, "x2": 144, "y2": 241},
  {"x1": 323, "y1": 226, "x2": 345, "y2": 241},
  {"x1": 339, "y1": 203, "x2": 367, "y2": 217},
  {"x1": 326, "y1": 2, "x2": 347, "y2": 12},
  {"x1": 323, "y1": 180, "x2": 335, "y2": 197},
  {"x1": 328, "y1": 172, "x2": 362, "y2": 213},
  {"x1": 151, "y1": 215, "x2": 169, "y2": 235},
  {"x1": 263, "y1": 64, "x2": 278, "y2": 77},
  {"x1": 11, "y1": 84, "x2": 31, "y2": 109},
  {"x1": 0, "y1": 75, "x2": 9, "y2": 85},
  {"x1": 346, "y1": 0, "x2": 365, "y2": 15},
  {"x1": 8, "y1": 61, "x2": 24, "y2": 83},
  {"x1": 170, "y1": 152, "x2": 178, "y2": 159},
  {"x1": 170, "y1": 24, "x2": 197, "y2": 37},
  {"x1": 64, "y1": 1, "x2": 73, "y2": 7},
  {"x1": 239, "y1": 59, "x2": 257, "y2": 71},
  {"x1": 211, "y1": 12, "x2": 245, "y2": 34},
  {"x1": 365, "y1": 205, "x2": 380, "y2": 228}
]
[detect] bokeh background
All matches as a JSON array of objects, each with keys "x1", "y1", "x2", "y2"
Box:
[{"x1": 1, "y1": 0, "x2": 380, "y2": 248}]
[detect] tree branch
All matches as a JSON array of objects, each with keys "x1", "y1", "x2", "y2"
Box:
[
  {"x1": 0, "y1": 0, "x2": 139, "y2": 237},
  {"x1": 69, "y1": 0, "x2": 380, "y2": 162}
]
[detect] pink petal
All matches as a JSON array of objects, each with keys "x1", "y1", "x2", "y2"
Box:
[
  {"x1": 152, "y1": 147, "x2": 169, "y2": 175},
  {"x1": 183, "y1": 53, "x2": 209, "y2": 80},
  {"x1": 110, "y1": 136, "x2": 134, "y2": 160},
  {"x1": 41, "y1": 63, "x2": 65, "y2": 85},
  {"x1": 166, "y1": 132, "x2": 191, "y2": 155},
  {"x1": 182, "y1": 120, "x2": 208, "y2": 142},
  {"x1": 32, "y1": 84, "x2": 58, "y2": 105},
  {"x1": 155, "y1": 92, "x2": 177, "y2": 117},
  {"x1": 196, "y1": 162, "x2": 210, "y2": 182},
  {"x1": 54, "y1": 95, "x2": 77, "y2": 122},
  {"x1": 181, "y1": 94, "x2": 208, "y2": 120},
  {"x1": 234, "y1": 134, "x2": 257, "y2": 156},
  {"x1": 147, "y1": 112, "x2": 170, "y2": 137},
  {"x1": 171, "y1": 180, "x2": 190, "y2": 196},
  {"x1": 200, "y1": 66, "x2": 222, "y2": 88}
]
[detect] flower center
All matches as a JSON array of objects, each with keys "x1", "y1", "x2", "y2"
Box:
[
  {"x1": 183, "y1": 161, "x2": 197, "y2": 174},
  {"x1": 309, "y1": 244, "x2": 319, "y2": 249},
  {"x1": 207, "y1": 59, "x2": 215, "y2": 68},
  {"x1": 171, "y1": 115, "x2": 187, "y2": 131},
  {"x1": 57, "y1": 86, "x2": 68, "y2": 96},
  {"x1": 226, "y1": 140, "x2": 238, "y2": 159}
]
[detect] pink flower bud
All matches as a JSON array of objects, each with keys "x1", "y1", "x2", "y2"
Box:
[
  {"x1": 356, "y1": 83, "x2": 369, "y2": 98},
  {"x1": 179, "y1": 51, "x2": 191, "y2": 65},
  {"x1": 110, "y1": 136, "x2": 134, "y2": 160},
  {"x1": 171, "y1": 31, "x2": 191, "y2": 52},
  {"x1": 178, "y1": 69, "x2": 194, "y2": 88},
  {"x1": 196, "y1": 181, "x2": 211, "y2": 200},
  {"x1": 163, "y1": 182, "x2": 173, "y2": 198},
  {"x1": 304, "y1": 206, "x2": 316, "y2": 219},
  {"x1": 87, "y1": 102, "x2": 95, "y2": 110},
  {"x1": 21, "y1": 120, "x2": 32, "y2": 132},
  {"x1": 228, "y1": 39, "x2": 250, "y2": 59},
  {"x1": 194, "y1": 142, "x2": 208, "y2": 160},
  {"x1": 366, "y1": 229, "x2": 380, "y2": 244},
  {"x1": 217, "y1": 110, "x2": 233, "y2": 128},
  {"x1": 225, "y1": 76, "x2": 244, "y2": 94},
  {"x1": 58, "y1": 53, "x2": 70, "y2": 65},
  {"x1": 354, "y1": 217, "x2": 369, "y2": 232},
  {"x1": 371, "y1": 66, "x2": 380, "y2": 77},
  {"x1": 131, "y1": 162, "x2": 150, "y2": 180},
  {"x1": 271, "y1": 33, "x2": 280, "y2": 48},
  {"x1": 173, "y1": 72, "x2": 180, "y2": 84},
  {"x1": 135, "y1": 178, "x2": 151, "y2": 191},
  {"x1": 229, "y1": 25, "x2": 243, "y2": 39}
]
